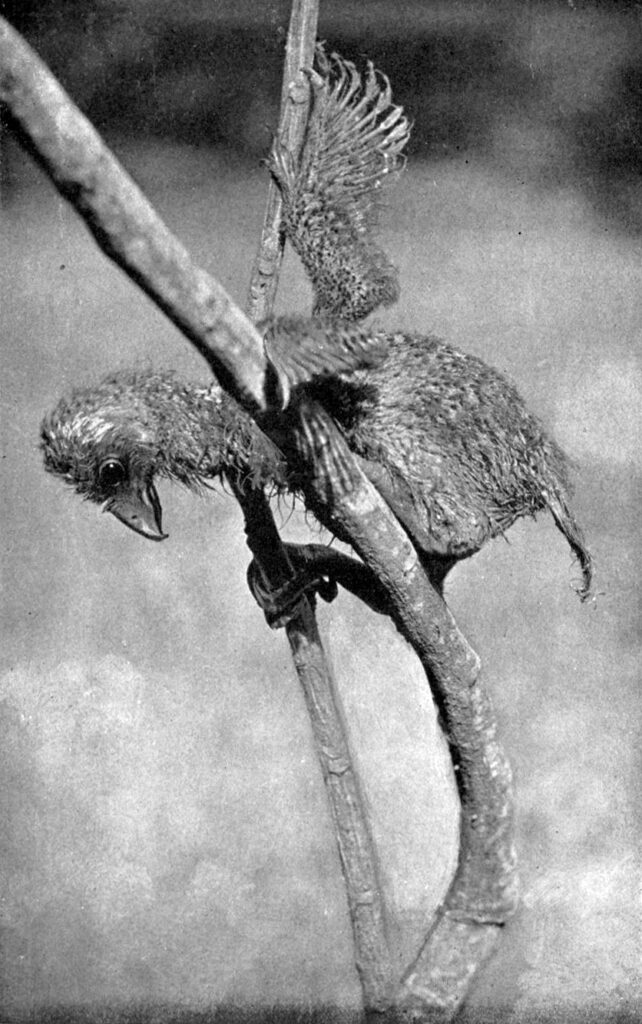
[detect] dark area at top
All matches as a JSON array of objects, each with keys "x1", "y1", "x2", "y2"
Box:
[{"x1": 1, "y1": 0, "x2": 641, "y2": 232}]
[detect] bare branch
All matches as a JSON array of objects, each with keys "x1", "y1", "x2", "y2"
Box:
[{"x1": 0, "y1": 15, "x2": 268, "y2": 412}]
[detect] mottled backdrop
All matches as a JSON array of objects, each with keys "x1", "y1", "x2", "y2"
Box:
[{"x1": 1, "y1": 2, "x2": 640, "y2": 1022}]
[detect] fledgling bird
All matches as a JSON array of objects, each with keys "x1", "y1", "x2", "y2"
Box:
[
  {"x1": 40, "y1": 321, "x2": 592, "y2": 601},
  {"x1": 40, "y1": 48, "x2": 593, "y2": 607}
]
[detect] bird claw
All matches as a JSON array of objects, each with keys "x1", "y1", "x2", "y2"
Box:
[{"x1": 247, "y1": 554, "x2": 338, "y2": 629}]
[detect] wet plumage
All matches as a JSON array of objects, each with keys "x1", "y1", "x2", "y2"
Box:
[{"x1": 41, "y1": 326, "x2": 592, "y2": 598}]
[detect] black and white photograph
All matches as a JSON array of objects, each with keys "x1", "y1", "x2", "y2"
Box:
[{"x1": 1, "y1": 2, "x2": 640, "y2": 1022}]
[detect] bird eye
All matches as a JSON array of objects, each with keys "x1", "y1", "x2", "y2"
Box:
[{"x1": 98, "y1": 457, "x2": 126, "y2": 490}]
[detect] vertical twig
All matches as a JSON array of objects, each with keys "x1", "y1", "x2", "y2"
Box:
[
  {"x1": 234, "y1": 0, "x2": 394, "y2": 1011},
  {"x1": 231, "y1": 485, "x2": 393, "y2": 1011},
  {"x1": 246, "y1": 0, "x2": 318, "y2": 322}
]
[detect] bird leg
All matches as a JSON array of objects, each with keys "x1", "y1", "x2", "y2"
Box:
[
  {"x1": 247, "y1": 542, "x2": 393, "y2": 628},
  {"x1": 291, "y1": 544, "x2": 394, "y2": 614},
  {"x1": 246, "y1": 547, "x2": 337, "y2": 629}
]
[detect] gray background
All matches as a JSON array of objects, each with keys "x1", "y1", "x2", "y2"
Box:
[{"x1": 1, "y1": 1, "x2": 640, "y2": 1020}]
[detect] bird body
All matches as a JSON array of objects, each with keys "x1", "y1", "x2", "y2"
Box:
[
  {"x1": 317, "y1": 330, "x2": 584, "y2": 562},
  {"x1": 41, "y1": 325, "x2": 592, "y2": 598}
]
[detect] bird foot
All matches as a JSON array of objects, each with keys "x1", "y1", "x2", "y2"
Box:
[{"x1": 247, "y1": 548, "x2": 339, "y2": 629}]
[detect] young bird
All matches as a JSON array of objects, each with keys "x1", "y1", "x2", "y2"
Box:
[
  {"x1": 40, "y1": 48, "x2": 592, "y2": 608},
  {"x1": 41, "y1": 324, "x2": 592, "y2": 602}
]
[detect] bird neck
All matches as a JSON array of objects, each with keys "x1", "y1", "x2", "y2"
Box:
[{"x1": 147, "y1": 379, "x2": 288, "y2": 493}]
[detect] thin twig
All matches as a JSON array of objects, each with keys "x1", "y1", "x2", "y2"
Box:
[
  {"x1": 231, "y1": 485, "x2": 393, "y2": 1011},
  {"x1": 238, "y1": 0, "x2": 394, "y2": 1009}
]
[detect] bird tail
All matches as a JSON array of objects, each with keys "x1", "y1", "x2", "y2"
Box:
[{"x1": 547, "y1": 490, "x2": 593, "y2": 602}]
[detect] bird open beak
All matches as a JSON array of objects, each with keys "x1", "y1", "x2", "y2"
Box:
[{"x1": 103, "y1": 481, "x2": 168, "y2": 541}]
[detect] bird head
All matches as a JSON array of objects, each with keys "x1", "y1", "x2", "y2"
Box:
[
  {"x1": 41, "y1": 373, "x2": 170, "y2": 540},
  {"x1": 41, "y1": 368, "x2": 289, "y2": 541}
]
